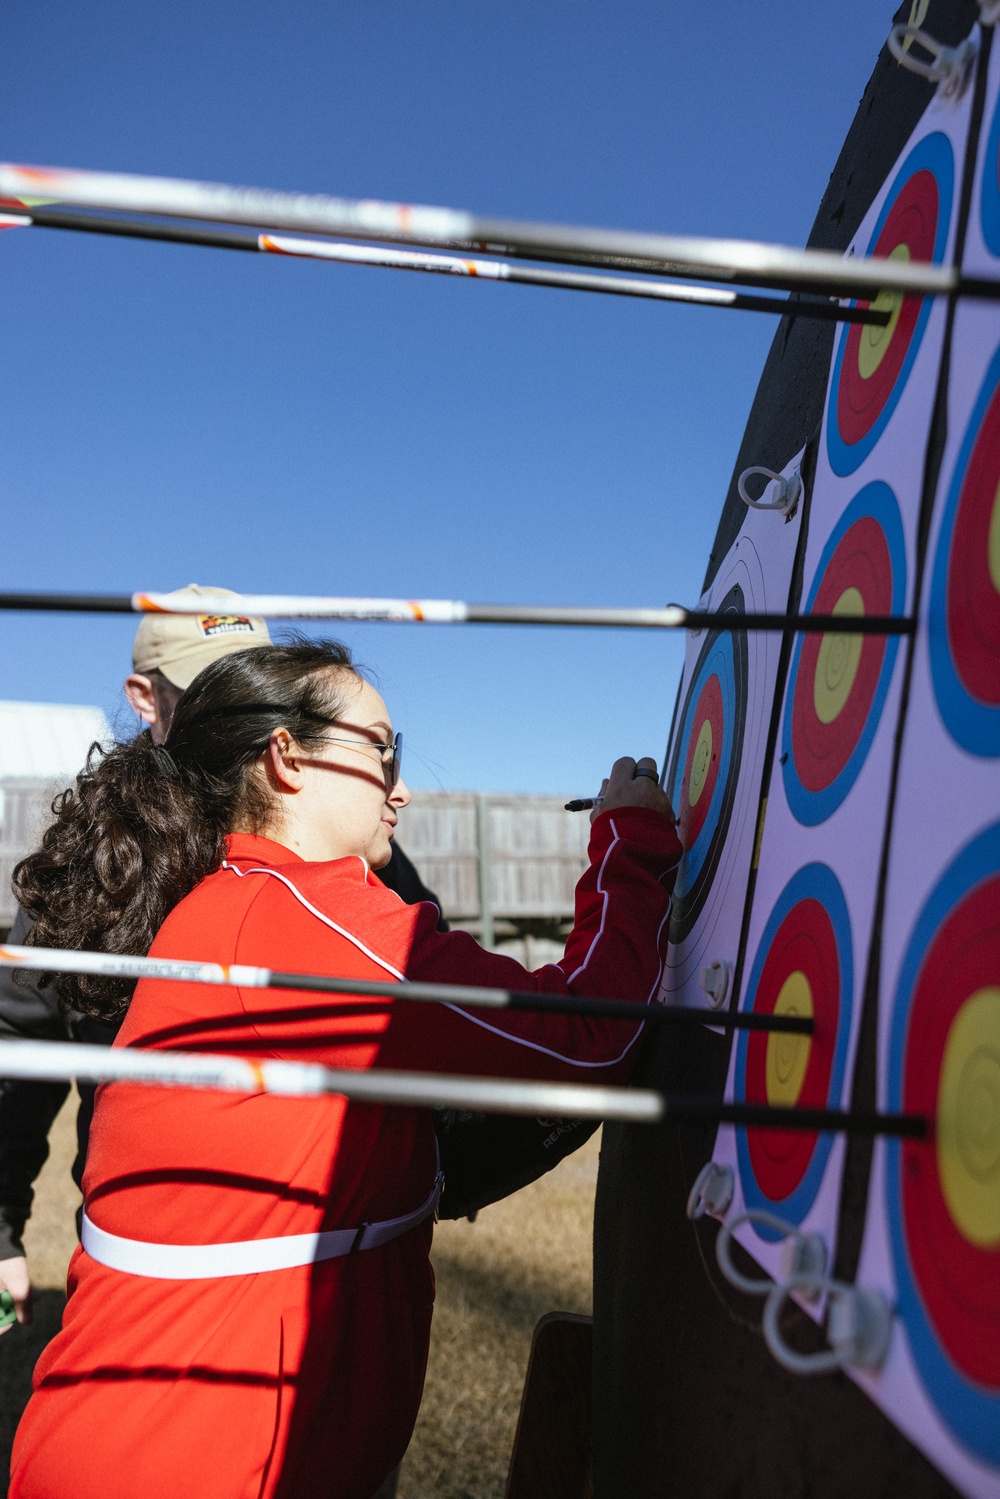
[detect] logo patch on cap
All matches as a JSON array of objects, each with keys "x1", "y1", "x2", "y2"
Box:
[{"x1": 198, "y1": 614, "x2": 256, "y2": 638}]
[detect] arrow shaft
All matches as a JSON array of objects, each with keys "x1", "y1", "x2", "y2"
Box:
[
  {"x1": 2, "y1": 205, "x2": 886, "y2": 325},
  {"x1": 684, "y1": 1100, "x2": 929, "y2": 1138},
  {"x1": 0, "y1": 161, "x2": 973, "y2": 300},
  {"x1": 0, "y1": 593, "x2": 913, "y2": 634},
  {"x1": 0, "y1": 947, "x2": 811, "y2": 1034},
  {"x1": 0, "y1": 1040, "x2": 662, "y2": 1121},
  {"x1": 0, "y1": 1040, "x2": 927, "y2": 1133}
]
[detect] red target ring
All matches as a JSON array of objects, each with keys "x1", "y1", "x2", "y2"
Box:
[
  {"x1": 790, "y1": 516, "x2": 892, "y2": 793},
  {"x1": 900, "y1": 873, "x2": 1000, "y2": 1387},
  {"x1": 836, "y1": 170, "x2": 939, "y2": 448},
  {"x1": 678, "y1": 672, "x2": 723, "y2": 849},
  {"x1": 945, "y1": 376, "x2": 1000, "y2": 708},
  {"x1": 744, "y1": 898, "x2": 841, "y2": 1202}
]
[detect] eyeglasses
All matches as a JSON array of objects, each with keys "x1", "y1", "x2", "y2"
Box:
[{"x1": 322, "y1": 730, "x2": 403, "y2": 790}]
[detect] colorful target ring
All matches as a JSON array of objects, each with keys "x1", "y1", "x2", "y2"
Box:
[
  {"x1": 666, "y1": 586, "x2": 748, "y2": 944},
  {"x1": 827, "y1": 132, "x2": 953, "y2": 477},
  {"x1": 928, "y1": 342, "x2": 1000, "y2": 756},
  {"x1": 887, "y1": 823, "x2": 1000, "y2": 1462},
  {"x1": 782, "y1": 482, "x2": 906, "y2": 826},
  {"x1": 680, "y1": 671, "x2": 723, "y2": 848},
  {"x1": 979, "y1": 81, "x2": 1000, "y2": 257},
  {"x1": 734, "y1": 864, "x2": 853, "y2": 1236}
]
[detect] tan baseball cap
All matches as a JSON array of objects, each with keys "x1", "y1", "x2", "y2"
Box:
[{"x1": 132, "y1": 584, "x2": 272, "y2": 690}]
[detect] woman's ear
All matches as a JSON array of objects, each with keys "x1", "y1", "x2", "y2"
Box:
[{"x1": 265, "y1": 729, "x2": 306, "y2": 793}]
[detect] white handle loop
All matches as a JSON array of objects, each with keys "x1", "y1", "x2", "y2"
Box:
[
  {"x1": 737, "y1": 466, "x2": 802, "y2": 518},
  {"x1": 763, "y1": 1276, "x2": 894, "y2": 1376},
  {"x1": 716, "y1": 1208, "x2": 891, "y2": 1376},
  {"x1": 716, "y1": 1208, "x2": 828, "y2": 1297},
  {"x1": 762, "y1": 1279, "x2": 842, "y2": 1375},
  {"x1": 887, "y1": 25, "x2": 976, "y2": 97},
  {"x1": 715, "y1": 1209, "x2": 794, "y2": 1295}
]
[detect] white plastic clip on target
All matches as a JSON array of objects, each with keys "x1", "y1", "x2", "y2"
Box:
[
  {"x1": 762, "y1": 1278, "x2": 893, "y2": 1376},
  {"x1": 715, "y1": 1208, "x2": 826, "y2": 1298},
  {"x1": 686, "y1": 1161, "x2": 735, "y2": 1221},
  {"x1": 887, "y1": 24, "x2": 977, "y2": 99},
  {"x1": 699, "y1": 958, "x2": 732, "y2": 1010},
  {"x1": 714, "y1": 1208, "x2": 892, "y2": 1374},
  {"x1": 737, "y1": 466, "x2": 802, "y2": 518}
]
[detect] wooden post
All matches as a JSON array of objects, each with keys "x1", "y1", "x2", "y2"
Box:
[
  {"x1": 505, "y1": 1313, "x2": 593, "y2": 1499},
  {"x1": 477, "y1": 793, "x2": 494, "y2": 950}
]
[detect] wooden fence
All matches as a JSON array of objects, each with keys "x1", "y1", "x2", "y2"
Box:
[
  {"x1": 395, "y1": 791, "x2": 590, "y2": 945},
  {"x1": 0, "y1": 782, "x2": 591, "y2": 954}
]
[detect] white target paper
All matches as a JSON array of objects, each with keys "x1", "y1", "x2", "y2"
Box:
[
  {"x1": 659, "y1": 450, "x2": 803, "y2": 1013},
  {"x1": 710, "y1": 61, "x2": 976, "y2": 1297},
  {"x1": 850, "y1": 30, "x2": 1000, "y2": 1498}
]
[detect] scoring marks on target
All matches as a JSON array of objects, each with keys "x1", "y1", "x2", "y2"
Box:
[
  {"x1": 827, "y1": 131, "x2": 954, "y2": 477},
  {"x1": 734, "y1": 863, "x2": 853, "y2": 1238},
  {"x1": 666, "y1": 585, "x2": 748, "y2": 944},
  {"x1": 928, "y1": 341, "x2": 1000, "y2": 757},
  {"x1": 782, "y1": 482, "x2": 907, "y2": 826},
  {"x1": 887, "y1": 822, "x2": 1000, "y2": 1464}
]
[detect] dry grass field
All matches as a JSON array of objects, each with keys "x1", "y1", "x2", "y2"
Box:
[{"x1": 0, "y1": 1096, "x2": 600, "y2": 1499}]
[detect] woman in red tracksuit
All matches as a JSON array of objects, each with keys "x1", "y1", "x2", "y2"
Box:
[{"x1": 10, "y1": 639, "x2": 680, "y2": 1499}]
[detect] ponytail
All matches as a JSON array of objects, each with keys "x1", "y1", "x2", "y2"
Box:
[{"x1": 13, "y1": 640, "x2": 356, "y2": 1019}]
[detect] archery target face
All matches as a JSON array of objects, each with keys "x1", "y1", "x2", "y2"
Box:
[
  {"x1": 734, "y1": 864, "x2": 853, "y2": 1236},
  {"x1": 886, "y1": 822, "x2": 1000, "y2": 1464},
  {"x1": 666, "y1": 585, "x2": 748, "y2": 944},
  {"x1": 782, "y1": 482, "x2": 906, "y2": 826},
  {"x1": 827, "y1": 132, "x2": 954, "y2": 477},
  {"x1": 928, "y1": 341, "x2": 1000, "y2": 757}
]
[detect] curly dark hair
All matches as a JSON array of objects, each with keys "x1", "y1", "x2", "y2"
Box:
[{"x1": 13, "y1": 640, "x2": 357, "y2": 1020}]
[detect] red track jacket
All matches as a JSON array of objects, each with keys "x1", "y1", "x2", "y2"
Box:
[{"x1": 11, "y1": 809, "x2": 680, "y2": 1499}]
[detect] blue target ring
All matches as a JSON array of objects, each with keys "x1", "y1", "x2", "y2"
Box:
[
  {"x1": 980, "y1": 83, "x2": 1000, "y2": 257},
  {"x1": 670, "y1": 637, "x2": 736, "y2": 895},
  {"x1": 666, "y1": 587, "x2": 747, "y2": 943},
  {"x1": 886, "y1": 824, "x2": 1000, "y2": 1462},
  {"x1": 827, "y1": 132, "x2": 953, "y2": 477},
  {"x1": 735, "y1": 863, "x2": 853, "y2": 1238},
  {"x1": 781, "y1": 483, "x2": 907, "y2": 826},
  {"x1": 928, "y1": 341, "x2": 1000, "y2": 756}
]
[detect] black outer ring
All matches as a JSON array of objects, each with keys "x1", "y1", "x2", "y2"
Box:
[{"x1": 665, "y1": 583, "x2": 749, "y2": 944}]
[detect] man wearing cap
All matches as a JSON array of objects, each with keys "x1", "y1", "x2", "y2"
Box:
[{"x1": 0, "y1": 586, "x2": 442, "y2": 1335}]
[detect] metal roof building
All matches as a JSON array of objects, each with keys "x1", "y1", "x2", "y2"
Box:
[{"x1": 0, "y1": 706, "x2": 589, "y2": 961}]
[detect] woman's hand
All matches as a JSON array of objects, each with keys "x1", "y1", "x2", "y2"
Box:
[{"x1": 590, "y1": 757, "x2": 677, "y2": 826}]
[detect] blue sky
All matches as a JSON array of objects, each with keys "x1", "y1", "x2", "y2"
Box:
[{"x1": 0, "y1": 1, "x2": 895, "y2": 794}]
